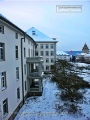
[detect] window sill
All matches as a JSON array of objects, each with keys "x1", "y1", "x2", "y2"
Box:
[
  {"x1": 16, "y1": 79, "x2": 19, "y2": 81},
  {"x1": 2, "y1": 87, "x2": 7, "y2": 91}
]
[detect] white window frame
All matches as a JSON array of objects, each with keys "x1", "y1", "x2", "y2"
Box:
[
  {"x1": 17, "y1": 88, "x2": 20, "y2": 100},
  {"x1": 15, "y1": 46, "x2": 18, "y2": 59},
  {"x1": 46, "y1": 44, "x2": 49, "y2": 49},
  {"x1": 40, "y1": 44, "x2": 43, "y2": 49},
  {"x1": 0, "y1": 25, "x2": 4, "y2": 34},
  {"x1": 1, "y1": 72, "x2": 7, "y2": 91},
  {"x1": 0, "y1": 43, "x2": 5, "y2": 61},
  {"x1": 51, "y1": 44, "x2": 54, "y2": 49},
  {"x1": 3, "y1": 98, "x2": 8, "y2": 117},
  {"x1": 16, "y1": 67, "x2": 19, "y2": 80}
]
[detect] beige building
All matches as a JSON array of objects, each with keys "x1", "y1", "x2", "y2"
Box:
[
  {"x1": 26, "y1": 27, "x2": 58, "y2": 72},
  {"x1": 0, "y1": 14, "x2": 43, "y2": 120}
]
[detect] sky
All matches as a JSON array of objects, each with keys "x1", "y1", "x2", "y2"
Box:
[{"x1": 0, "y1": 0, "x2": 90, "y2": 51}]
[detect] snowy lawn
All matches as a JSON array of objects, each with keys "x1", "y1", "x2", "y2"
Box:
[{"x1": 14, "y1": 63, "x2": 90, "y2": 120}]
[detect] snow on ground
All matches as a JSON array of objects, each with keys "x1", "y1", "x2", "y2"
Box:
[{"x1": 14, "y1": 63, "x2": 90, "y2": 120}]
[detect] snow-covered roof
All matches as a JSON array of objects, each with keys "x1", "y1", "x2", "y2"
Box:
[
  {"x1": 56, "y1": 51, "x2": 69, "y2": 55},
  {"x1": 26, "y1": 27, "x2": 58, "y2": 43},
  {"x1": 84, "y1": 54, "x2": 90, "y2": 57}
]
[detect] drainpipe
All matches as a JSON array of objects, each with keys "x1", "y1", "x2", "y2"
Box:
[{"x1": 21, "y1": 34, "x2": 25, "y2": 104}]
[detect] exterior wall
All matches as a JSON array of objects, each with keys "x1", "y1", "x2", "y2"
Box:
[
  {"x1": 36, "y1": 42, "x2": 56, "y2": 71},
  {"x1": 0, "y1": 20, "x2": 23, "y2": 120}
]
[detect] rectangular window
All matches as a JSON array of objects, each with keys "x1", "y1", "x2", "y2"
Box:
[
  {"x1": 24, "y1": 64, "x2": 26, "y2": 75},
  {"x1": 46, "y1": 51, "x2": 49, "y2": 56},
  {"x1": 41, "y1": 51, "x2": 44, "y2": 56},
  {"x1": 25, "y1": 81, "x2": 27, "y2": 91},
  {"x1": 0, "y1": 43, "x2": 5, "y2": 61},
  {"x1": 46, "y1": 44, "x2": 49, "y2": 49},
  {"x1": 51, "y1": 51, "x2": 54, "y2": 56},
  {"x1": 3, "y1": 98, "x2": 8, "y2": 116},
  {"x1": 51, "y1": 58, "x2": 54, "y2": 63},
  {"x1": 35, "y1": 51, "x2": 38, "y2": 56},
  {"x1": 51, "y1": 44, "x2": 54, "y2": 49},
  {"x1": 46, "y1": 65, "x2": 49, "y2": 70},
  {"x1": 0, "y1": 25, "x2": 4, "y2": 34},
  {"x1": 24, "y1": 48, "x2": 26, "y2": 58},
  {"x1": 28, "y1": 49, "x2": 30, "y2": 57},
  {"x1": 16, "y1": 67, "x2": 19, "y2": 80},
  {"x1": 15, "y1": 32, "x2": 18, "y2": 39},
  {"x1": 15, "y1": 46, "x2": 18, "y2": 59},
  {"x1": 17, "y1": 88, "x2": 20, "y2": 100},
  {"x1": 46, "y1": 58, "x2": 49, "y2": 63},
  {"x1": 1, "y1": 72, "x2": 7, "y2": 90},
  {"x1": 40, "y1": 44, "x2": 43, "y2": 49}
]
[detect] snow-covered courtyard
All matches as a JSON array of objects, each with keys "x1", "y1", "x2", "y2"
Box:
[{"x1": 14, "y1": 63, "x2": 90, "y2": 120}]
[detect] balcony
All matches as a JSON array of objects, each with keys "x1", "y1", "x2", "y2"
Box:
[{"x1": 26, "y1": 56, "x2": 43, "y2": 63}]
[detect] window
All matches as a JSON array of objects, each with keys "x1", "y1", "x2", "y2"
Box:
[
  {"x1": 28, "y1": 49, "x2": 30, "y2": 57},
  {"x1": 1, "y1": 72, "x2": 7, "y2": 90},
  {"x1": 3, "y1": 98, "x2": 8, "y2": 116},
  {"x1": 15, "y1": 32, "x2": 18, "y2": 39},
  {"x1": 40, "y1": 44, "x2": 43, "y2": 49},
  {"x1": 51, "y1": 44, "x2": 54, "y2": 49},
  {"x1": 32, "y1": 31, "x2": 36, "y2": 35},
  {"x1": 0, "y1": 43, "x2": 5, "y2": 61},
  {"x1": 51, "y1": 51, "x2": 54, "y2": 56},
  {"x1": 46, "y1": 58, "x2": 49, "y2": 63},
  {"x1": 25, "y1": 81, "x2": 27, "y2": 91},
  {"x1": 0, "y1": 25, "x2": 4, "y2": 34},
  {"x1": 35, "y1": 51, "x2": 38, "y2": 56},
  {"x1": 46, "y1": 51, "x2": 49, "y2": 56},
  {"x1": 24, "y1": 48, "x2": 26, "y2": 58},
  {"x1": 46, "y1": 65, "x2": 49, "y2": 70},
  {"x1": 51, "y1": 58, "x2": 54, "y2": 63},
  {"x1": 41, "y1": 51, "x2": 44, "y2": 56},
  {"x1": 17, "y1": 88, "x2": 20, "y2": 100},
  {"x1": 24, "y1": 39, "x2": 25, "y2": 42},
  {"x1": 15, "y1": 46, "x2": 18, "y2": 59},
  {"x1": 46, "y1": 44, "x2": 49, "y2": 49},
  {"x1": 24, "y1": 64, "x2": 26, "y2": 75},
  {"x1": 16, "y1": 67, "x2": 19, "y2": 80}
]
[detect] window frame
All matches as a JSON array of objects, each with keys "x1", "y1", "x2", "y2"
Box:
[
  {"x1": 17, "y1": 88, "x2": 20, "y2": 100},
  {"x1": 46, "y1": 51, "x2": 49, "y2": 56},
  {"x1": 15, "y1": 46, "x2": 18, "y2": 59},
  {"x1": 16, "y1": 67, "x2": 19, "y2": 80},
  {"x1": 0, "y1": 25, "x2": 4, "y2": 34},
  {"x1": 1, "y1": 72, "x2": 7, "y2": 91},
  {"x1": 3, "y1": 98, "x2": 8, "y2": 117},
  {"x1": 0, "y1": 42, "x2": 5, "y2": 61}
]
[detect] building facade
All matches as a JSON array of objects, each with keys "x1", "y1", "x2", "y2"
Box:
[
  {"x1": 0, "y1": 14, "x2": 43, "y2": 120},
  {"x1": 26, "y1": 27, "x2": 58, "y2": 72},
  {"x1": 56, "y1": 51, "x2": 70, "y2": 61}
]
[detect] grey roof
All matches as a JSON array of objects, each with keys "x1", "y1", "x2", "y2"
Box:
[{"x1": 26, "y1": 27, "x2": 58, "y2": 43}]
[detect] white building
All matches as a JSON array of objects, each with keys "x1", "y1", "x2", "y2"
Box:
[
  {"x1": 0, "y1": 14, "x2": 43, "y2": 120},
  {"x1": 56, "y1": 51, "x2": 70, "y2": 61},
  {"x1": 26, "y1": 27, "x2": 58, "y2": 72}
]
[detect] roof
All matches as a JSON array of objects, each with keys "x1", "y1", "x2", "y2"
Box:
[
  {"x1": 0, "y1": 14, "x2": 36, "y2": 45},
  {"x1": 26, "y1": 27, "x2": 58, "y2": 43},
  {"x1": 56, "y1": 51, "x2": 69, "y2": 55}
]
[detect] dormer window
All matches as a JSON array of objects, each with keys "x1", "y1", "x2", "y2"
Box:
[
  {"x1": 32, "y1": 31, "x2": 35, "y2": 35},
  {"x1": 0, "y1": 25, "x2": 4, "y2": 34}
]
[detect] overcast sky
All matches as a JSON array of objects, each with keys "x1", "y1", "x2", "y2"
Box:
[{"x1": 0, "y1": 0, "x2": 90, "y2": 51}]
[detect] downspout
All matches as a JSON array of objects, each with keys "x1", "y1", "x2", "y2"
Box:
[{"x1": 21, "y1": 34, "x2": 25, "y2": 104}]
